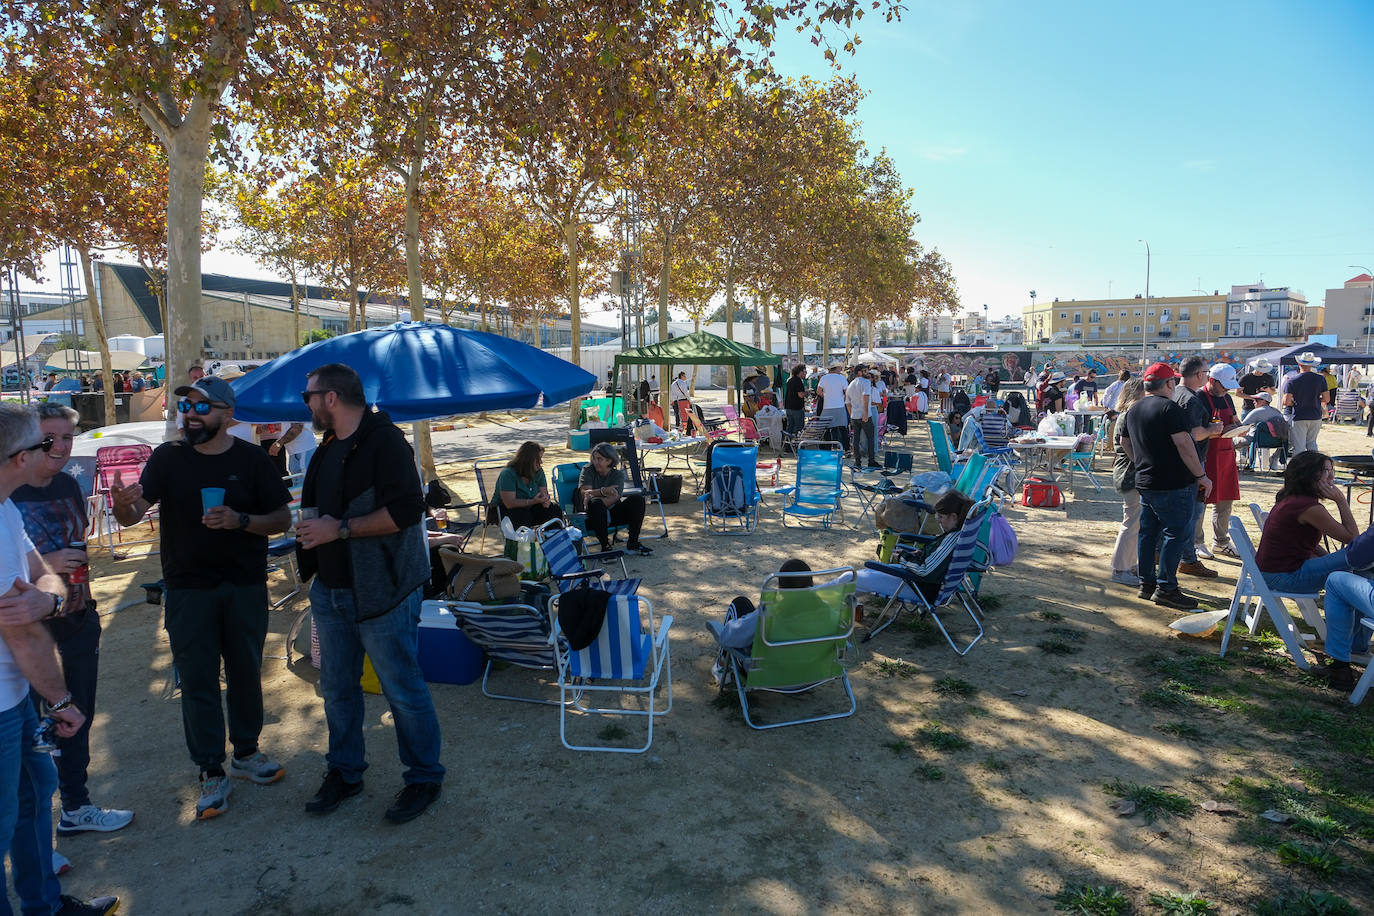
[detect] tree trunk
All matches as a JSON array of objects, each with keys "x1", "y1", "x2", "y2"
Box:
[
  {"x1": 163, "y1": 114, "x2": 212, "y2": 432},
  {"x1": 724, "y1": 253, "x2": 736, "y2": 405},
  {"x1": 290, "y1": 267, "x2": 300, "y2": 349},
  {"x1": 762, "y1": 292, "x2": 772, "y2": 354},
  {"x1": 78, "y1": 252, "x2": 116, "y2": 426},
  {"x1": 400, "y1": 152, "x2": 436, "y2": 484},
  {"x1": 822, "y1": 300, "x2": 832, "y2": 366},
  {"x1": 657, "y1": 231, "x2": 672, "y2": 423},
  {"x1": 563, "y1": 220, "x2": 582, "y2": 365},
  {"x1": 751, "y1": 293, "x2": 761, "y2": 348}
]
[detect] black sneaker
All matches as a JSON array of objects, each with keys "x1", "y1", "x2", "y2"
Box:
[
  {"x1": 305, "y1": 768, "x2": 363, "y2": 814},
  {"x1": 1152, "y1": 588, "x2": 1199, "y2": 611},
  {"x1": 384, "y1": 782, "x2": 441, "y2": 824},
  {"x1": 1137, "y1": 583, "x2": 1157, "y2": 601},
  {"x1": 55, "y1": 895, "x2": 119, "y2": 916}
]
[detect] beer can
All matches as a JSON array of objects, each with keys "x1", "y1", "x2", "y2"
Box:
[{"x1": 68, "y1": 541, "x2": 89, "y2": 585}]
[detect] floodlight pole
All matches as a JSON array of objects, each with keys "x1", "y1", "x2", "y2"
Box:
[{"x1": 1138, "y1": 239, "x2": 1150, "y2": 369}]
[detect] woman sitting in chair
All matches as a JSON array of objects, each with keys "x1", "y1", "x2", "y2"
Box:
[
  {"x1": 579, "y1": 442, "x2": 652, "y2": 555},
  {"x1": 492, "y1": 441, "x2": 563, "y2": 530},
  {"x1": 895, "y1": 491, "x2": 975, "y2": 600},
  {"x1": 1255, "y1": 450, "x2": 1357, "y2": 594}
]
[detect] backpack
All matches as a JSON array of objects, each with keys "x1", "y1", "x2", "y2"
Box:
[
  {"x1": 986, "y1": 512, "x2": 1019, "y2": 566},
  {"x1": 951, "y1": 390, "x2": 971, "y2": 414},
  {"x1": 708, "y1": 464, "x2": 747, "y2": 516}
]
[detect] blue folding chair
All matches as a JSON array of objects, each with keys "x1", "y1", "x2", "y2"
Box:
[
  {"x1": 927, "y1": 420, "x2": 964, "y2": 476},
  {"x1": 778, "y1": 447, "x2": 845, "y2": 528},
  {"x1": 698, "y1": 441, "x2": 762, "y2": 534},
  {"x1": 537, "y1": 522, "x2": 640, "y2": 596}
]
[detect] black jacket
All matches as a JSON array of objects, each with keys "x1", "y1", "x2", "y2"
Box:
[{"x1": 298, "y1": 409, "x2": 428, "y2": 620}]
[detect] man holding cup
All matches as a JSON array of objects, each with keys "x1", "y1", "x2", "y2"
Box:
[
  {"x1": 12, "y1": 404, "x2": 133, "y2": 861},
  {"x1": 110, "y1": 376, "x2": 292, "y2": 821}
]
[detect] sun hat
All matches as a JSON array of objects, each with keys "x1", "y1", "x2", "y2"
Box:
[
  {"x1": 1250, "y1": 359, "x2": 1273, "y2": 370},
  {"x1": 1207, "y1": 364, "x2": 1239, "y2": 390},
  {"x1": 1253, "y1": 390, "x2": 1273, "y2": 402},
  {"x1": 1295, "y1": 351, "x2": 1322, "y2": 367},
  {"x1": 1143, "y1": 361, "x2": 1180, "y2": 382}
]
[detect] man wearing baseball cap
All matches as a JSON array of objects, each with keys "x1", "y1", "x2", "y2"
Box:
[
  {"x1": 1284, "y1": 352, "x2": 1327, "y2": 454},
  {"x1": 1119, "y1": 362, "x2": 1213, "y2": 611},
  {"x1": 1238, "y1": 360, "x2": 1275, "y2": 413},
  {"x1": 1237, "y1": 390, "x2": 1286, "y2": 471},
  {"x1": 109, "y1": 375, "x2": 294, "y2": 821}
]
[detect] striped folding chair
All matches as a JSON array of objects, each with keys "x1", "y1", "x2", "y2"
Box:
[
  {"x1": 538, "y1": 522, "x2": 639, "y2": 596},
  {"x1": 448, "y1": 601, "x2": 563, "y2": 704},
  {"x1": 552, "y1": 594, "x2": 672, "y2": 753}
]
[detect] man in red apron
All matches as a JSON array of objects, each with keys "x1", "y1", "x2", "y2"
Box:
[{"x1": 1197, "y1": 364, "x2": 1242, "y2": 558}]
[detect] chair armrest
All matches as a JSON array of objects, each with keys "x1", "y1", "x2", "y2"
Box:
[
  {"x1": 654, "y1": 614, "x2": 673, "y2": 645},
  {"x1": 552, "y1": 568, "x2": 606, "y2": 583},
  {"x1": 775, "y1": 485, "x2": 797, "y2": 496},
  {"x1": 581, "y1": 547, "x2": 625, "y2": 563}
]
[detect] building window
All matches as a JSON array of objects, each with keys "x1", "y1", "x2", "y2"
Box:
[
  {"x1": 1134, "y1": 310, "x2": 1142, "y2": 317},
  {"x1": 1244, "y1": 322, "x2": 1254, "y2": 336},
  {"x1": 1269, "y1": 321, "x2": 1280, "y2": 335},
  {"x1": 1072, "y1": 312, "x2": 1082, "y2": 323},
  {"x1": 1213, "y1": 324, "x2": 1221, "y2": 332},
  {"x1": 1089, "y1": 311, "x2": 1100, "y2": 323},
  {"x1": 1229, "y1": 322, "x2": 1240, "y2": 335},
  {"x1": 1180, "y1": 312, "x2": 1190, "y2": 321},
  {"x1": 1059, "y1": 312, "x2": 1067, "y2": 319},
  {"x1": 1178, "y1": 326, "x2": 1190, "y2": 338},
  {"x1": 1133, "y1": 325, "x2": 1142, "y2": 334}
]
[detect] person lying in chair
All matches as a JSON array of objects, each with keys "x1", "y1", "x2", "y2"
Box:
[
  {"x1": 892, "y1": 491, "x2": 975, "y2": 600},
  {"x1": 579, "y1": 443, "x2": 652, "y2": 556},
  {"x1": 716, "y1": 559, "x2": 815, "y2": 651}
]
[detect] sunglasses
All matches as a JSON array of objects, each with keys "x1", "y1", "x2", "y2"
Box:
[
  {"x1": 177, "y1": 399, "x2": 226, "y2": 415},
  {"x1": 301, "y1": 389, "x2": 336, "y2": 404},
  {"x1": 7, "y1": 435, "x2": 54, "y2": 460}
]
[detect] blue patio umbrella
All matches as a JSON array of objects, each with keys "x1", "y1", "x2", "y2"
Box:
[{"x1": 229, "y1": 321, "x2": 597, "y2": 423}]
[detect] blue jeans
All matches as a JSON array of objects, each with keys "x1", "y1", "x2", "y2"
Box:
[
  {"x1": 1263, "y1": 548, "x2": 1349, "y2": 595},
  {"x1": 309, "y1": 583, "x2": 444, "y2": 786},
  {"x1": 1, "y1": 693, "x2": 60, "y2": 915},
  {"x1": 288, "y1": 445, "x2": 315, "y2": 476},
  {"x1": 1318, "y1": 572, "x2": 1374, "y2": 662},
  {"x1": 1138, "y1": 486, "x2": 1196, "y2": 592},
  {"x1": 1179, "y1": 493, "x2": 1206, "y2": 564}
]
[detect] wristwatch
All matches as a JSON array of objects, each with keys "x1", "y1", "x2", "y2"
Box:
[
  {"x1": 45, "y1": 693, "x2": 73, "y2": 713},
  {"x1": 47, "y1": 592, "x2": 62, "y2": 619},
  {"x1": 238, "y1": 512, "x2": 251, "y2": 530},
  {"x1": 338, "y1": 518, "x2": 351, "y2": 540}
]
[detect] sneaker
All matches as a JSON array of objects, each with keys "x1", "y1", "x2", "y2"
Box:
[
  {"x1": 625, "y1": 542, "x2": 653, "y2": 556},
  {"x1": 1320, "y1": 661, "x2": 1356, "y2": 690},
  {"x1": 57, "y1": 804, "x2": 135, "y2": 835},
  {"x1": 1137, "y1": 583, "x2": 1157, "y2": 601},
  {"x1": 1211, "y1": 542, "x2": 1241, "y2": 560},
  {"x1": 305, "y1": 768, "x2": 364, "y2": 814},
  {"x1": 195, "y1": 774, "x2": 231, "y2": 820},
  {"x1": 1194, "y1": 543, "x2": 1215, "y2": 560},
  {"x1": 1177, "y1": 561, "x2": 1219, "y2": 579},
  {"x1": 53, "y1": 850, "x2": 72, "y2": 875},
  {"x1": 384, "y1": 782, "x2": 441, "y2": 824},
  {"x1": 230, "y1": 751, "x2": 285, "y2": 785},
  {"x1": 1110, "y1": 569, "x2": 1141, "y2": 587},
  {"x1": 54, "y1": 895, "x2": 119, "y2": 915},
  {"x1": 1152, "y1": 588, "x2": 1199, "y2": 611}
]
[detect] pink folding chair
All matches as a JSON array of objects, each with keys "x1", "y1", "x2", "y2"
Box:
[{"x1": 94, "y1": 444, "x2": 157, "y2": 556}]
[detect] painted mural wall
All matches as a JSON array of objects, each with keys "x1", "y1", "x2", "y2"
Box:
[{"x1": 892, "y1": 348, "x2": 1257, "y2": 379}]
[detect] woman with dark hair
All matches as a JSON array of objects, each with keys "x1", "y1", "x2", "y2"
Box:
[
  {"x1": 579, "y1": 442, "x2": 650, "y2": 554},
  {"x1": 1255, "y1": 450, "x2": 1358, "y2": 593},
  {"x1": 491, "y1": 441, "x2": 562, "y2": 529},
  {"x1": 784, "y1": 364, "x2": 807, "y2": 437}
]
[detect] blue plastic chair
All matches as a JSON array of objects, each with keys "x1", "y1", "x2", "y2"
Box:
[
  {"x1": 777, "y1": 448, "x2": 844, "y2": 529},
  {"x1": 927, "y1": 420, "x2": 964, "y2": 476},
  {"x1": 698, "y1": 441, "x2": 762, "y2": 534}
]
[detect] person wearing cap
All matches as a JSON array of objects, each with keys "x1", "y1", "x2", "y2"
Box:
[
  {"x1": 109, "y1": 375, "x2": 293, "y2": 821},
  {"x1": 1041, "y1": 374, "x2": 1066, "y2": 414},
  {"x1": 1238, "y1": 360, "x2": 1276, "y2": 413},
  {"x1": 1284, "y1": 352, "x2": 1327, "y2": 455},
  {"x1": 816, "y1": 364, "x2": 850, "y2": 450},
  {"x1": 1170, "y1": 356, "x2": 1225, "y2": 578},
  {"x1": 845, "y1": 367, "x2": 876, "y2": 467},
  {"x1": 1195, "y1": 364, "x2": 1244, "y2": 558},
  {"x1": 1236, "y1": 391, "x2": 1287, "y2": 471},
  {"x1": 1120, "y1": 362, "x2": 1213, "y2": 611}
]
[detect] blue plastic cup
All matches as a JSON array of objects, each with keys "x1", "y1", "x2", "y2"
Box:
[{"x1": 201, "y1": 487, "x2": 226, "y2": 513}]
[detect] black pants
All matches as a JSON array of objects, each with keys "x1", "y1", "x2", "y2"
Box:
[
  {"x1": 36, "y1": 606, "x2": 100, "y2": 811},
  {"x1": 585, "y1": 494, "x2": 646, "y2": 549},
  {"x1": 164, "y1": 582, "x2": 269, "y2": 773},
  {"x1": 503, "y1": 503, "x2": 563, "y2": 531}
]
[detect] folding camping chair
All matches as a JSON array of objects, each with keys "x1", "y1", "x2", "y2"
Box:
[
  {"x1": 1218, "y1": 517, "x2": 1317, "y2": 670},
  {"x1": 93, "y1": 444, "x2": 157, "y2": 557},
  {"x1": 537, "y1": 521, "x2": 640, "y2": 596},
  {"x1": 698, "y1": 441, "x2": 763, "y2": 534},
  {"x1": 551, "y1": 593, "x2": 673, "y2": 753},
  {"x1": 778, "y1": 446, "x2": 845, "y2": 529},
  {"x1": 785, "y1": 414, "x2": 831, "y2": 454},
  {"x1": 1062, "y1": 436, "x2": 1102, "y2": 494},
  {"x1": 708, "y1": 567, "x2": 857, "y2": 730},
  {"x1": 447, "y1": 600, "x2": 564, "y2": 704},
  {"x1": 472, "y1": 455, "x2": 512, "y2": 547},
  {"x1": 1243, "y1": 420, "x2": 1290, "y2": 472},
  {"x1": 862, "y1": 499, "x2": 992, "y2": 655},
  {"x1": 927, "y1": 420, "x2": 963, "y2": 476},
  {"x1": 846, "y1": 451, "x2": 914, "y2": 530}
]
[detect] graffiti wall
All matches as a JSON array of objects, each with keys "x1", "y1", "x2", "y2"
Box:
[{"x1": 895, "y1": 348, "x2": 1255, "y2": 379}]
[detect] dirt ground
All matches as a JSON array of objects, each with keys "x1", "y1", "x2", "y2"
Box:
[{"x1": 25, "y1": 411, "x2": 1374, "y2": 915}]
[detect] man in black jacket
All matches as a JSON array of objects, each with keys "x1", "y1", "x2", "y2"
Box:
[{"x1": 295, "y1": 363, "x2": 443, "y2": 824}]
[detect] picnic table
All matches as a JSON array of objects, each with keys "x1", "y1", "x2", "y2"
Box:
[
  {"x1": 1008, "y1": 435, "x2": 1080, "y2": 488},
  {"x1": 639, "y1": 436, "x2": 707, "y2": 484}
]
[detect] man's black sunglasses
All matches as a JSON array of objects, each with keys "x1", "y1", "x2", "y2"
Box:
[
  {"x1": 301, "y1": 389, "x2": 336, "y2": 404},
  {"x1": 177, "y1": 399, "x2": 228, "y2": 415},
  {"x1": 7, "y1": 435, "x2": 54, "y2": 459}
]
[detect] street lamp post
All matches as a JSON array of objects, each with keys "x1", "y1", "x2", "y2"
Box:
[
  {"x1": 1137, "y1": 239, "x2": 1150, "y2": 368},
  {"x1": 1351, "y1": 265, "x2": 1374, "y2": 354},
  {"x1": 982, "y1": 303, "x2": 988, "y2": 345}
]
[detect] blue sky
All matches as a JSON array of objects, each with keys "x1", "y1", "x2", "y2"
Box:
[{"x1": 769, "y1": 0, "x2": 1374, "y2": 320}]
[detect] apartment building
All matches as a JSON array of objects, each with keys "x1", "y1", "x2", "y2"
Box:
[
  {"x1": 1021, "y1": 293, "x2": 1229, "y2": 347},
  {"x1": 1222, "y1": 283, "x2": 1308, "y2": 341},
  {"x1": 1318, "y1": 273, "x2": 1374, "y2": 350}
]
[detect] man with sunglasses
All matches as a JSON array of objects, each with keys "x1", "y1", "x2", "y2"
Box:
[
  {"x1": 12, "y1": 405, "x2": 133, "y2": 865},
  {"x1": 0, "y1": 403, "x2": 118, "y2": 915},
  {"x1": 294, "y1": 363, "x2": 443, "y2": 825},
  {"x1": 110, "y1": 376, "x2": 292, "y2": 822}
]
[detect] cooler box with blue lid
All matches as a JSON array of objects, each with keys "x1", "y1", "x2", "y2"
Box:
[{"x1": 418, "y1": 601, "x2": 484, "y2": 685}]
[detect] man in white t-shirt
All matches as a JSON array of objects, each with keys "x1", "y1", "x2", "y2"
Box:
[
  {"x1": 668, "y1": 372, "x2": 693, "y2": 433},
  {"x1": 815, "y1": 365, "x2": 850, "y2": 449},
  {"x1": 0, "y1": 404, "x2": 118, "y2": 915},
  {"x1": 845, "y1": 370, "x2": 875, "y2": 466}
]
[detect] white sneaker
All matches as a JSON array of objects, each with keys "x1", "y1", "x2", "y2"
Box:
[
  {"x1": 1194, "y1": 543, "x2": 1215, "y2": 560},
  {"x1": 1211, "y1": 542, "x2": 1241, "y2": 560},
  {"x1": 1110, "y1": 569, "x2": 1141, "y2": 587},
  {"x1": 53, "y1": 850, "x2": 72, "y2": 875},
  {"x1": 57, "y1": 804, "x2": 135, "y2": 835}
]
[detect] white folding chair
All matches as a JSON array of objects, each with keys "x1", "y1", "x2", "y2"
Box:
[
  {"x1": 1246, "y1": 503, "x2": 1325, "y2": 639},
  {"x1": 1219, "y1": 517, "x2": 1317, "y2": 670}
]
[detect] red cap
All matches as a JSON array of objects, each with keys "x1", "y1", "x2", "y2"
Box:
[{"x1": 1143, "y1": 361, "x2": 1180, "y2": 382}]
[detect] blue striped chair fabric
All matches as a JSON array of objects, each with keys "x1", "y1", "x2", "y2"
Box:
[
  {"x1": 567, "y1": 596, "x2": 651, "y2": 680},
  {"x1": 777, "y1": 448, "x2": 844, "y2": 527},
  {"x1": 539, "y1": 524, "x2": 640, "y2": 596}
]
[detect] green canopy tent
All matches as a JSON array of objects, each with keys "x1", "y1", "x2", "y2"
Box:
[{"x1": 611, "y1": 331, "x2": 782, "y2": 419}]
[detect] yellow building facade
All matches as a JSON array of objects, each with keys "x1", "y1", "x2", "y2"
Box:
[{"x1": 1022, "y1": 294, "x2": 1229, "y2": 347}]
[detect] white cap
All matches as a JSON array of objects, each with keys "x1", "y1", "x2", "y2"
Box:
[
  {"x1": 1253, "y1": 390, "x2": 1273, "y2": 402},
  {"x1": 1208, "y1": 364, "x2": 1239, "y2": 390}
]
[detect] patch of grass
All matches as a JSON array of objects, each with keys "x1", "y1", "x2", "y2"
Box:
[
  {"x1": 1105, "y1": 778, "x2": 1194, "y2": 823},
  {"x1": 596, "y1": 724, "x2": 629, "y2": 741},
  {"x1": 933, "y1": 676, "x2": 978, "y2": 698},
  {"x1": 1245, "y1": 651, "x2": 1292, "y2": 672},
  {"x1": 1037, "y1": 609, "x2": 1065, "y2": 622},
  {"x1": 1156, "y1": 721, "x2": 1202, "y2": 740},
  {"x1": 883, "y1": 739, "x2": 910, "y2": 756},
  {"x1": 1275, "y1": 840, "x2": 1342, "y2": 875},
  {"x1": 1146, "y1": 650, "x2": 1228, "y2": 681},
  {"x1": 1053, "y1": 882, "x2": 1131, "y2": 915},
  {"x1": 981, "y1": 755, "x2": 1008, "y2": 773},
  {"x1": 979, "y1": 593, "x2": 1003, "y2": 611},
  {"x1": 918, "y1": 722, "x2": 971, "y2": 752},
  {"x1": 1141, "y1": 681, "x2": 1195, "y2": 708},
  {"x1": 903, "y1": 615, "x2": 943, "y2": 648},
  {"x1": 1293, "y1": 813, "x2": 1346, "y2": 843},
  {"x1": 1250, "y1": 890, "x2": 1358, "y2": 916},
  {"x1": 1039, "y1": 639, "x2": 1083, "y2": 656},
  {"x1": 1147, "y1": 892, "x2": 1217, "y2": 914},
  {"x1": 913, "y1": 763, "x2": 944, "y2": 781},
  {"x1": 876, "y1": 658, "x2": 918, "y2": 679},
  {"x1": 1047, "y1": 626, "x2": 1087, "y2": 640},
  {"x1": 1248, "y1": 631, "x2": 1289, "y2": 652}
]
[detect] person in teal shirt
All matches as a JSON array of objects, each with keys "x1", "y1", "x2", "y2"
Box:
[{"x1": 492, "y1": 441, "x2": 562, "y2": 529}]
